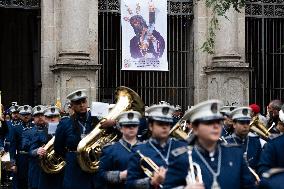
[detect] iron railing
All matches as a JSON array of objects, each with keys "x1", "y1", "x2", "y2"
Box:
[
  {"x1": 98, "y1": 0, "x2": 194, "y2": 110},
  {"x1": 246, "y1": 0, "x2": 284, "y2": 112}
]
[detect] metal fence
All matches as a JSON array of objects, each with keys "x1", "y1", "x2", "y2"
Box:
[
  {"x1": 246, "y1": 0, "x2": 284, "y2": 112},
  {"x1": 98, "y1": 0, "x2": 194, "y2": 110}
]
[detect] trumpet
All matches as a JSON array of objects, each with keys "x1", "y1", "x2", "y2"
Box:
[
  {"x1": 137, "y1": 150, "x2": 159, "y2": 178},
  {"x1": 137, "y1": 150, "x2": 163, "y2": 188},
  {"x1": 186, "y1": 149, "x2": 203, "y2": 184}
]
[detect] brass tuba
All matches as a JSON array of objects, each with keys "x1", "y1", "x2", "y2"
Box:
[
  {"x1": 77, "y1": 86, "x2": 144, "y2": 173},
  {"x1": 40, "y1": 136, "x2": 66, "y2": 174},
  {"x1": 249, "y1": 116, "x2": 270, "y2": 140}
]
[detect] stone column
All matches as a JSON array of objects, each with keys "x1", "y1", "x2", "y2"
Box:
[
  {"x1": 204, "y1": 8, "x2": 250, "y2": 106},
  {"x1": 193, "y1": 0, "x2": 210, "y2": 104},
  {"x1": 50, "y1": 0, "x2": 101, "y2": 106},
  {"x1": 41, "y1": 0, "x2": 57, "y2": 104},
  {"x1": 60, "y1": 0, "x2": 89, "y2": 60},
  {"x1": 215, "y1": 8, "x2": 238, "y2": 56}
]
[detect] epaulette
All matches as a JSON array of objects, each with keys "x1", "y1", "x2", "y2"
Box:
[
  {"x1": 172, "y1": 137, "x2": 177, "y2": 141},
  {"x1": 269, "y1": 133, "x2": 282, "y2": 140},
  {"x1": 141, "y1": 140, "x2": 148, "y2": 144},
  {"x1": 224, "y1": 135, "x2": 232, "y2": 140},
  {"x1": 136, "y1": 141, "x2": 143, "y2": 145},
  {"x1": 171, "y1": 146, "x2": 193, "y2": 157},
  {"x1": 262, "y1": 168, "x2": 284, "y2": 178},
  {"x1": 220, "y1": 143, "x2": 241, "y2": 147},
  {"x1": 248, "y1": 133, "x2": 259, "y2": 138},
  {"x1": 61, "y1": 116, "x2": 70, "y2": 119},
  {"x1": 102, "y1": 141, "x2": 116, "y2": 148}
]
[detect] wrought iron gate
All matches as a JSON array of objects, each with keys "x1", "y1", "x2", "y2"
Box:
[
  {"x1": 246, "y1": 0, "x2": 284, "y2": 111},
  {"x1": 98, "y1": 0, "x2": 194, "y2": 109}
]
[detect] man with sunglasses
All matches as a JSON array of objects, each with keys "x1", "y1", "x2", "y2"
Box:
[
  {"x1": 163, "y1": 100, "x2": 256, "y2": 189},
  {"x1": 126, "y1": 103, "x2": 187, "y2": 189},
  {"x1": 225, "y1": 107, "x2": 262, "y2": 171},
  {"x1": 98, "y1": 110, "x2": 142, "y2": 189}
]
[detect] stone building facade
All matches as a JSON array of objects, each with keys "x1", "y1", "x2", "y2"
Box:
[
  {"x1": 41, "y1": 0, "x2": 100, "y2": 105},
  {"x1": 39, "y1": 0, "x2": 250, "y2": 107}
]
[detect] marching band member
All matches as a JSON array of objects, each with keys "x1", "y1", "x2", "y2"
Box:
[
  {"x1": 258, "y1": 108, "x2": 284, "y2": 176},
  {"x1": 266, "y1": 100, "x2": 282, "y2": 133},
  {"x1": 267, "y1": 105, "x2": 284, "y2": 139},
  {"x1": 220, "y1": 106, "x2": 236, "y2": 137},
  {"x1": 5, "y1": 104, "x2": 20, "y2": 189},
  {"x1": 225, "y1": 107, "x2": 262, "y2": 170},
  {"x1": 22, "y1": 105, "x2": 47, "y2": 189},
  {"x1": 0, "y1": 104, "x2": 9, "y2": 187},
  {"x1": 126, "y1": 103, "x2": 187, "y2": 189},
  {"x1": 10, "y1": 105, "x2": 33, "y2": 189},
  {"x1": 173, "y1": 105, "x2": 183, "y2": 125},
  {"x1": 0, "y1": 104, "x2": 8, "y2": 153},
  {"x1": 163, "y1": 100, "x2": 257, "y2": 189},
  {"x1": 6, "y1": 105, "x2": 21, "y2": 150},
  {"x1": 98, "y1": 110, "x2": 142, "y2": 189},
  {"x1": 249, "y1": 104, "x2": 267, "y2": 126},
  {"x1": 54, "y1": 89, "x2": 97, "y2": 189},
  {"x1": 54, "y1": 89, "x2": 116, "y2": 189},
  {"x1": 38, "y1": 106, "x2": 63, "y2": 189},
  {"x1": 259, "y1": 168, "x2": 284, "y2": 189}
]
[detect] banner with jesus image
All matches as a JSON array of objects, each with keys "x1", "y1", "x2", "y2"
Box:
[{"x1": 121, "y1": 0, "x2": 168, "y2": 71}]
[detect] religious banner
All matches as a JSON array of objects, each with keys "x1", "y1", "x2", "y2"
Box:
[{"x1": 121, "y1": 0, "x2": 168, "y2": 71}]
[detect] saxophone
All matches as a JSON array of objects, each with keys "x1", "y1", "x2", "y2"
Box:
[{"x1": 77, "y1": 86, "x2": 144, "y2": 173}]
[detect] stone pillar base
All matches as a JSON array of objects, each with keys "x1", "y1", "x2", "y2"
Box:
[
  {"x1": 58, "y1": 52, "x2": 92, "y2": 64},
  {"x1": 204, "y1": 55, "x2": 251, "y2": 106},
  {"x1": 50, "y1": 62, "x2": 101, "y2": 107}
]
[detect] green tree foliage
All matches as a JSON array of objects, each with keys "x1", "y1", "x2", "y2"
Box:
[{"x1": 201, "y1": 0, "x2": 246, "y2": 54}]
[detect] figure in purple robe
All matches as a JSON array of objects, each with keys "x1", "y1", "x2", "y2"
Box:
[{"x1": 125, "y1": 2, "x2": 165, "y2": 60}]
